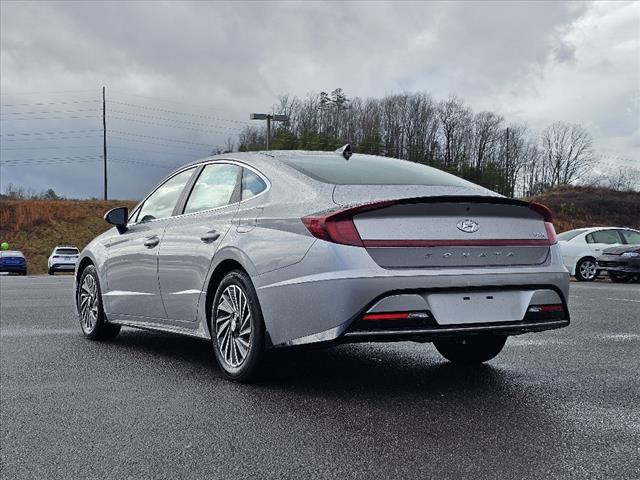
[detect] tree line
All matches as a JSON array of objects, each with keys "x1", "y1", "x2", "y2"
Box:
[{"x1": 237, "y1": 89, "x2": 634, "y2": 197}]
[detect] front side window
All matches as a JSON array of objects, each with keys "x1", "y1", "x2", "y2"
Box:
[
  {"x1": 183, "y1": 163, "x2": 241, "y2": 214},
  {"x1": 621, "y1": 229, "x2": 640, "y2": 244},
  {"x1": 587, "y1": 230, "x2": 621, "y2": 244},
  {"x1": 137, "y1": 168, "x2": 196, "y2": 222},
  {"x1": 241, "y1": 168, "x2": 267, "y2": 200}
]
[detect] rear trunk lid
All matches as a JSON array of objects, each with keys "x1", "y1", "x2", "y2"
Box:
[{"x1": 338, "y1": 190, "x2": 553, "y2": 269}]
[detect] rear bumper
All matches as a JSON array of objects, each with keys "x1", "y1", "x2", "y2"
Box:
[
  {"x1": 256, "y1": 241, "x2": 570, "y2": 347},
  {"x1": 50, "y1": 263, "x2": 76, "y2": 270},
  {"x1": 0, "y1": 266, "x2": 27, "y2": 273}
]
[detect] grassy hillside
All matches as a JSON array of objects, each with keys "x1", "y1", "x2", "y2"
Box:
[
  {"x1": 0, "y1": 199, "x2": 137, "y2": 274},
  {"x1": 1, "y1": 186, "x2": 637, "y2": 274},
  {"x1": 529, "y1": 186, "x2": 640, "y2": 233}
]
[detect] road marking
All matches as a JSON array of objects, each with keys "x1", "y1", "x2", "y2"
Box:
[
  {"x1": 571, "y1": 296, "x2": 640, "y2": 304},
  {"x1": 602, "y1": 297, "x2": 640, "y2": 303},
  {"x1": 0, "y1": 328, "x2": 77, "y2": 337}
]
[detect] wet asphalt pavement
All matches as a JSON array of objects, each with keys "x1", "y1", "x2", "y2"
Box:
[{"x1": 1, "y1": 275, "x2": 639, "y2": 479}]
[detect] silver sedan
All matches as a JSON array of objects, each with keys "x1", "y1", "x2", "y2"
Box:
[{"x1": 75, "y1": 148, "x2": 570, "y2": 382}]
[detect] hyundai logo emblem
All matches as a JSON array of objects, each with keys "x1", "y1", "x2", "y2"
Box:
[{"x1": 456, "y1": 219, "x2": 479, "y2": 233}]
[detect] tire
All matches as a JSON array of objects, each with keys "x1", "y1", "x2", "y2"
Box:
[
  {"x1": 609, "y1": 272, "x2": 632, "y2": 283},
  {"x1": 210, "y1": 270, "x2": 265, "y2": 382},
  {"x1": 76, "y1": 265, "x2": 121, "y2": 341},
  {"x1": 434, "y1": 335, "x2": 507, "y2": 364},
  {"x1": 48, "y1": 267, "x2": 54, "y2": 275},
  {"x1": 575, "y1": 257, "x2": 597, "y2": 282}
]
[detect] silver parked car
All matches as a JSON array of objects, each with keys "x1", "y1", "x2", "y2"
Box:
[{"x1": 75, "y1": 149, "x2": 570, "y2": 381}]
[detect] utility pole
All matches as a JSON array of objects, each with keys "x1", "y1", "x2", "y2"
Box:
[
  {"x1": 102, "y1": 86, "x2": 108, "y2": 200},
  {"x1": 505, "y1": 127, "x2": 509, "y2": 195},
  {"x1": 250, "y1": 113, "x2": 288, "y2": 150}
]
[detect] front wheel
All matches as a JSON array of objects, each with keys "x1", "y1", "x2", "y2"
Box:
[
  {"x1": 575, "y1": 257, "x2": 597, "y2": 282},
  {"x1": 77, "y1": 265, "x2": 121, "y2": 340},
  {"x1": 211, "y1": 270, "x2": 264, "y2": 382},
  {"x1": 434, "y1": 335, "x2": 507, "y2": 364}
]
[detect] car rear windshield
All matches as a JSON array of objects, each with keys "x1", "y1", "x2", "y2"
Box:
[
  {"x1": 557, "y1": 229, "x2": 587, "y2": 241},
  {"x1": 279, "y1": 155, "x2": 475, "y2": 187},
  {"x1": 0, "y1": 251, "x2": 24, "y2": 257},
  {"x1": 55, "y1": 248, "x2": 78, "y2": 255}
]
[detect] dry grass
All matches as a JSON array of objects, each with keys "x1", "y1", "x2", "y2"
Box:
[
  {"x1": 0, "y1": 199, "x2": 137, "y2": 274},
  {"x1": 529, "y1": 186, "x2": 640, "y2": 233}
]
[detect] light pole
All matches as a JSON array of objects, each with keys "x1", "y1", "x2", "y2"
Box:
[{"x1": 250, "y1": 113, "x2": 288, "y2": 150}]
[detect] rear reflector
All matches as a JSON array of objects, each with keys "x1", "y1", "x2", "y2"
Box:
[
  {"x1": 362, "y1": 312, "x2": 411, "y2": 321},
  {"x1": 527, "y1": 304, "x2": 563, "y2": 313}
]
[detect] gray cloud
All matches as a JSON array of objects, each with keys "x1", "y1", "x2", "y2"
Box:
[{"x1": 1, "y1": 0, "x2": 638, "y2": 199}]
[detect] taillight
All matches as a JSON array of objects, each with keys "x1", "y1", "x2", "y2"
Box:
[
  {"x1": 529, "y1": 202, "x2": 557, "y2": 245},
  {"x1": 301, "y1": 213, "x2": 363, "y2": 247},
  {"x1": 302, "y1": 201, "x2": 395, "y2": 247}
]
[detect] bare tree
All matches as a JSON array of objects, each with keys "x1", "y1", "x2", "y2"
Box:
[{"x1": 541, "y1": 122, "x2": 595, "y2": 187}]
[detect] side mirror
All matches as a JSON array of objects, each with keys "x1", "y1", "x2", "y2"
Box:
[{"x1": 104, "y1": 207, "x2": 128, "y2": 233}]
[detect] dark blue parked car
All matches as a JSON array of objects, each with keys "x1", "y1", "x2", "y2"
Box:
[{"x1": 0, "y1": 250, "x2": 27, "y2": 275}]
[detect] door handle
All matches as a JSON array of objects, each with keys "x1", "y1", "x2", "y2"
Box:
[
  {"x1": 200, "y1": 230, "x2": 220, "y2": 243},
  {"x1": 143, "y1": 236, "x2": 160, "y2": 248}
]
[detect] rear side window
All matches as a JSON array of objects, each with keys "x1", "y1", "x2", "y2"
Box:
[
  {"x1": 138, "y1": 168, "x2": 196, "y2": 222},
  {"x1": 241, "y1": 168, "x2": 267, "y2": 200},
  {"x1": 55, "y1": 248, "x2": 78, "y2": 255},
  {"x1": 621, "y1": 229, "x2": 640, "y2": 244},
  {"x1": 586, "y1": 230, "x2": 622, "y2": 244},
  {"x1": 183, "y1": 163, "x2": 241, "y2": 214},
  {"x1": 279, "y1": 155, "x2": 475, "y2": 187},
  {"x1": 557, "y1": 229, "x2": 587, "y2": 242}
]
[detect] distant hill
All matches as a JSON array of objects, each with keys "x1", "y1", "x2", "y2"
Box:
[
  {"x1": 0, "y1": 199, "x2": 137, "y2": 274},
  {"x1": 529, "y1": 186, "x2": 640, "y2": 233},
  {"x1": 1, "y1": 186, "x2": 638, "y2": 274}
]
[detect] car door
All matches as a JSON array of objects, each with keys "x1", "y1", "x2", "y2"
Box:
[
  {"x1": 102, "y1": 167, "x2": 197, "y2": 319},
  {"x1": 158, "y1": 162, "x2": 242, "y2": 322},
  {"x1": 585, "y1": 229, "x2": 624, "y2": 257}
]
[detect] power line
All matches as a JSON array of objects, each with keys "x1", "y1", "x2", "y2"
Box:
[
  {"x1": 106, "y1": 100, "x2": 249, "y2": 125},
  {"x1": 109, "y1": 115, "x2": 243, "y2": 135},
  {"x1": 108, "y1": 130, "x2": 223, "y2": 148},
  {"x1": 0, "y1": 129, "x2": 101, "y2": 137},
  {"x1": 108, "y1": 109, "x2": 246, "y2": 130},
  {"x1": 0, "y1": 108, "x2": 100, "y2": 115},
  {"x1": 0, "y1": 100, "x2": 100, "y2": 107},
  {"x1": 0, "y1": 115, "x2": 100, "y2": 121},
  {"x1": 0, "y1": 134, "x2": 101, "y2": 143}
]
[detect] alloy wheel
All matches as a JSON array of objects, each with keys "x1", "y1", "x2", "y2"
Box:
[
  {"x1": 79, "y1": 274, "x2": 99, "y2": 333},
  {"x1": 215, "y1": 285, "x2": 252, "y2": 368},
  {"x1": 579, "y1": 260, "x2": 597, "y2": 280}
]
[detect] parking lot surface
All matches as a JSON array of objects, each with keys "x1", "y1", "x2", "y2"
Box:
[{"x1": 1, "y1": 276, "x2": 639, "y2": 479}]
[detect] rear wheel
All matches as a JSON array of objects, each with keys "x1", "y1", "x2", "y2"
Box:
[
  {"x1": 575, "y1": 257, "x2": 597, "y2": 282},
  {"x1": 77, "y1": 265, "x2": 120, "y2": 340},
  {"x1": 48, "y1": 267, "x2": 54, "y2": 275},
  {"x1": 211, "y1": 270, "x2": 264, "y2": 382},
  {"x1": 434, "y1": 335, "x2": 507, "y2": 364}
]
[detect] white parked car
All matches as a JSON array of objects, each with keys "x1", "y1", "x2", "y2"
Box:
[
  {"x1": 557, "y1": 227, "x2": 640, "y2": 281},
  {"x1": 48, "y1": 246, "x2": 80, "y2": 275}
]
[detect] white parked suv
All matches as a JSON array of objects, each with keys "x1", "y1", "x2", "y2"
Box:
[
  {"x1": 48, "y1": 246, "x2": 80, "y2": 275},
  {"x1": 557, "y1": 227, "x2": 640, "y2": 281}
]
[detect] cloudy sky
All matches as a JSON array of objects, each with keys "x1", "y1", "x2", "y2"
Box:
[{"x1": 1, "y1": 0, "x2": 638, "y2": 199}]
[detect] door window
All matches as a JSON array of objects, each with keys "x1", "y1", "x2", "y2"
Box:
[
  {"x1": 241, "y1": 168, "x2": 267, "y2": 200},
  {"x1": 621, "y1": 230, "x2": 640, "y2": 244},
  {"x1": 183, "y1": 163, "x2": 241, "y2": 214},
  {"x1": 586, "y1": 230, "x2": 622, "y2": 244},
  {"x1": 137, "y1": 168, "x2": 196, "y2": 222}
]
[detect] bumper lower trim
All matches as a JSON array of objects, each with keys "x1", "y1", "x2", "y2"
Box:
[{"x1": 342, "y1": 319, "x2": 569, "y2": 342}]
